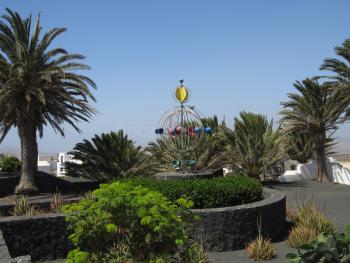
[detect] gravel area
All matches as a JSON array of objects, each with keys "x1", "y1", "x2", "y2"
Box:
[{"x1": 209, "y1": 181, "x2": 350, "y2": 263}]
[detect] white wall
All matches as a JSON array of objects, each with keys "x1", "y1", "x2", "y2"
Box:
[{"x1": 278, "y1": 159, "x2": 350, "y2": 185}]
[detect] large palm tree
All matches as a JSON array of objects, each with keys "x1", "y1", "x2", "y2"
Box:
[
  {"x1": 320, "y1": 39, "x2": 350, "y2": 83},
  {"x1": 320, "y1": 39, "x2": 350, "y2": 118},
  {"x1": 65, "y1": 130, "x2": 150, "y2": 180},
  {"x1": 0, "y1": 9, "x2": 96, "y2": 193},
  {"x1": 223, "y1": 112, "x2": 284, "y2": 179},
  {"x1": 282, "y1": 128, "x2": 336, "y2": 164},
  {"x1": 280, "y1": 78, "x2": 348, "y2": 182},
  {"x1": 283, "y1": 130, "x2": 314, "y2": 164}
]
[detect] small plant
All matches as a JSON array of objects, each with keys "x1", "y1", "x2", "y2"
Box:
[
  {"x1": 182, "y1": 242, "x2": 211, "y2": 263},
  {"x1": 294, "y1": 203, "x2": 334, "y2": 235},
  {"x1": 12, "y1": 196, "x2": 39, "y2": 216},
  {"x1": 286, "y1": 224, "x2": 350, "y2": 263},
  {"x1": 50, "y1": 192, "x2": 64, "y2": 213},
  {"x1": 286, "y1": 207, "x2": 296, "y2": 220},
  {"x1": 287, "y1": 225, "x2": 317, "y2": 248},
  {"x1": 63, "y1": 182, "x2": 196, "y2": 262},
  {"x1": 246, "y1": 234, "x2": 275, "y2": 260}
]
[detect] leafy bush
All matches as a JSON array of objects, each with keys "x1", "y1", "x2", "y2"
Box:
[
  {"x1": 286, "y1": 224, "x2": 350, "y2": 263},
  {"x1": 63, "y1": 182, "x2": 196, "y2": 262},
  {"x1": 246, "y1": 234, "x2": 275, "y2": 260},
  {"x1": 287, "y1": 225, "x2": 317, "y2": 248},
  {"x1": 122, "y1": 175, "x2": 262, "y2": 209},
  {"x1": 294, "y1": 203, "x2": 335, "y2": 236},
  {"x1": 0, "y1": 156, "x2": 21, "y2": 172}
]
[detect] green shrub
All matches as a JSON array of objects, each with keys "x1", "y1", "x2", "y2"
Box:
[
  {"x1": 122, "y1": 175, "x2": 262, "y2": 209},
  {"x1": 63, "y1": 182, "x2": 196, "y2": 263},
  {"x1": 0, "y1": 156, "x2": 21, "y2": 172},
  {"x1": 286, "y1": 224, "x2": 350, "y2": 263}
]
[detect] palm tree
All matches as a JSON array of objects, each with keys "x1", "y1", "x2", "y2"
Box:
[
  {"x1": 283, "y1": 128, "x2": 336, "y2": 164},
  {"x1": 65, "y1": 130, "x2": 150, "y2": 180},
  {"x1": 0, "y1": 9, "x2": 96, "y2": 193},
  {"x1": 280, "y1": 78, "x2": 348, "y2": 182},
  {"x1": 320, "y1": 39, "x2": 350, "y2": 83},
  {"x1": 283, "y1": 130, "x2": 314, "y2": 164},
  {"x1": 195, "y1": 116, "x2": 228, "y2": 170},
  {"x1": 223, "y1": 112, "x2": 284, "y2": 179},
  {"x1": 320, "y1": 39, "x2": 350, "y2": 118}
]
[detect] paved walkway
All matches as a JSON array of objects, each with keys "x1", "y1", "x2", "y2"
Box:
[{"x1": 209, "y1": 181, "x2": 350, "y2": 263}]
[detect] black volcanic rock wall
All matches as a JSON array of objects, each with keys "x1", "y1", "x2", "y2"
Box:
[
  {"x1": 188, "y1": 188, "x2": 286, "y2": 251},
  {"x1": 0, "y1": 214, "x2": 70, "y2": 262}
]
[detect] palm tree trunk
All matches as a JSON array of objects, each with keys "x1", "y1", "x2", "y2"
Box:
[
  {"x1": 15, "y1": 117, "x2": 39, "y2": 194},
  {"x1": 315, "y1": 132, "x2": 330, "y2": 183}
]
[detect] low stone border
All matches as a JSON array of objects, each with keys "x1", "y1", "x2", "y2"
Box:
[
  {"x1": 154, "y1": 169, "x2": 223, "y2": 180},
  {"x1": 0, "y1": 172, "x2": 102, "y2": 197},
  {"x1": 0, "y1": 196, "x2": 81, "y2": 216},
  {"x1": 189, "y1": 187, "x2": 286, "y2": 251}
]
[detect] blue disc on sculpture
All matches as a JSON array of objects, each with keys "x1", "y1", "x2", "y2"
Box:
[
  {"x1": 194, "y1": 127, "x2": 202, "y2": 133},
  {"x1": 205, "y1": 127, "x2": 212, "y2": 134},
  {"x1": 155, "y1": 129, "x2": 159, "y2": 134}
]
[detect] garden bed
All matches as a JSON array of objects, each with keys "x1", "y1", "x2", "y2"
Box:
[{"x1": 0, "y1": 187, "x2": 286, "y2": 261}]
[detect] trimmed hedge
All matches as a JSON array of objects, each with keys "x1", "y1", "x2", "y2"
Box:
[{"x1": 121, "y1": 175, "x2": 262, "y2": 209}]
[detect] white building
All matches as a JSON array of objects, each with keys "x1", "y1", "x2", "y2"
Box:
[
  {"x1": 57, "y1": 152, "x2": 81, "y2": 177},
  {"x1": 277, "y1": 158, "x2": 350, "y2": 185},
  {"x1": 38, "y1": 155, "x2": 56, "y2": 174}
]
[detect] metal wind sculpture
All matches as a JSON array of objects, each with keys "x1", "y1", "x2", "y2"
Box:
[{"x1": 155, "y1": 80, "x2": 213, "y2": 170}]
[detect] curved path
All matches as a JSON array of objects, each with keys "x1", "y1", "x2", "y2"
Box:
[{"x1": 209, "y1": 181, "x2": 350, "y2": 263}]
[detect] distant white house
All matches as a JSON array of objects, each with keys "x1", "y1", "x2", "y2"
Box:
[
  {"x1": 277, "y1": 157, "x2": 350, "y2": 185},
  {"x1": 57, "y1": 152, "x2": 81, "y2": 177},
  {"x1": 37, "y1": 155, "x2": 56, "y2": 174}
]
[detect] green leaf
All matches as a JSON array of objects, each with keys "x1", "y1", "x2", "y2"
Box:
[
  {"x1": 300, "y1": 243, "x2": 315, "y2": 250},
  {"x1": 316, "y1": 242, "x2": 329, "y2": 254},
  {"x1": 301, "y1": 250, "x2": 318, "y2": 261},
  {"x1": 318, "y1": 233, "x2": 327, "y2": 243},
  {"x1": 340, "y1": 253, "x2": 350, "y2": 263},
  {"x1": 286, "y1": 253, "x2": 301, "y2": 263},
  {"x1": 345, "y1": 224, "x2": 350, "y2": 237},
  {"x1": 326, "y1": 236, "x2": 336, "y2": 248},
  {"x1": 105, "y1": 223, "x2": 117, "y2": 233}
]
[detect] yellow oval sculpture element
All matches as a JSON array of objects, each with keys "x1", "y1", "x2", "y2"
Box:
[{"x1": 175, "y1": 86, "x2": 189, "y2": 103}]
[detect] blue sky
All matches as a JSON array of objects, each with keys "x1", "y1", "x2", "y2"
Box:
[{"x1": 1, "y1": 0, "x2": 350, "y2": 154}]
